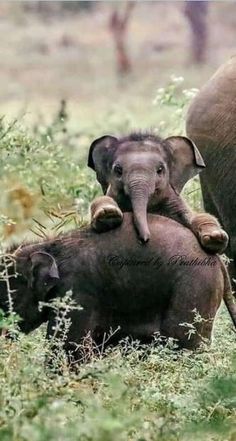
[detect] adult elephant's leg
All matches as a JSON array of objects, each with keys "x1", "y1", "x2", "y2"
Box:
[
  {"x1": 201, "y1": 176, "x2": 236, "y2": 289},
  {"x1": 160, "y1": 281, "x2": 222, "y2": 349},
  {"x1": 200, "y1": 176, "x2": 224, "y2": 223},
  {"x1": 192, "y1": 176, "x2": 228, "y2": 253},
  {"x1": 90, "y1": 196, "x2": 123, "y2": 232}
]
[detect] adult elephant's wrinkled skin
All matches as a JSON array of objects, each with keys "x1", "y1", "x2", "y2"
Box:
[{"x1": 186, "y1": 56, "x2": 236, "y2": 287}]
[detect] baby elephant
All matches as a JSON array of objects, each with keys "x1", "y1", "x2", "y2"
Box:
[
  {"x1": 0, "y1": 214, "x2": 235, "y2": 365},
  {"x1": 88, "y1": 132, "x2": 228, "y2": 253}
]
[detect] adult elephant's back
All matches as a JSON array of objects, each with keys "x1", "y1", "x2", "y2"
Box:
[{"x1": 186, "y1": 56, "x2": 236, "y2": 283}]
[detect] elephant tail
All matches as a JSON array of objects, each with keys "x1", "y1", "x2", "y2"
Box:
[{"x1": 221, "y1": 259, "x2": 236, "y2": 329}]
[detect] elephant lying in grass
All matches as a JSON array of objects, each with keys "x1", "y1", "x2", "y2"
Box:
[{"x1": 1, "y1": 213, "x2": 235, "y2": 365}]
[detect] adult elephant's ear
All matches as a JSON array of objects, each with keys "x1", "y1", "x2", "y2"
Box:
[
  {"x1": 165, "y1": 136, "x2": 205, "y2": 193},
  {"x1": 29, "y1": 251, "x2": 60, "y2": 299},
  {"x1": 87, "y1": 135, "x2": 118, "y2": 193}
]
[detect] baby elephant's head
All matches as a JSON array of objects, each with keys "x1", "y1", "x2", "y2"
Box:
[
  {"x1": 0, "y1": 248, "x2": 60, "y2": 334},
  {"x1": 88, "y1": 133, "x2": 205, "y2": 243}
]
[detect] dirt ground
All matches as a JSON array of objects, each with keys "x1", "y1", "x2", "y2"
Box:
[{"x1": 0, "y1": 1, "x2": 236, "y2": 126}]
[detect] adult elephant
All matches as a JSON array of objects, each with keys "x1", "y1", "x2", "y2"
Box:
[{"x1": 186, "y1": 56, "x2": 236, "y2": 285}]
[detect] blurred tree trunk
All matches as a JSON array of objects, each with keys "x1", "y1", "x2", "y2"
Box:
[
  {"x1": 109, "y1": 2, "x2": 135, "y2": 75},
  {"x1": 184, "y1": 1, "x2": 209, "y2": 64}
]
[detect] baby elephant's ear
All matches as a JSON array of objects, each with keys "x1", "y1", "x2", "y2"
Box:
[
  {"x1": 165, "y1": 136, "x2": 205, "y2": 193},
  {"x1": 87, "y1": 135, "x2": 118, "y2": 193},
  {"x1": 30, "y1": 251, "x2": 59, "y2": 297}
]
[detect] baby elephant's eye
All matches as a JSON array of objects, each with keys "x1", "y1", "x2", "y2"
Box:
[
  {"x1": 157, "y1": 165, "x2": 164, "y2": 175},
  {"x1": 113, "y1": 164, "x2": 123, "y2": 176}
]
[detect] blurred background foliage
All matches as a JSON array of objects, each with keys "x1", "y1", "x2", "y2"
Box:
[{"x1": 0, "y1": 1, "x2": 235, "y2": 125}]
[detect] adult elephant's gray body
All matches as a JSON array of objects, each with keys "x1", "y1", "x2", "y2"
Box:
[{"x1": 186, "y1": 57, "x2": 236, "y2": 283}]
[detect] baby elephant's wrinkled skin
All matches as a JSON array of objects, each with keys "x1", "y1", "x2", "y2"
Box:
[{"x1": 0, "y1": 214, "x2": 235, "y2": 365}]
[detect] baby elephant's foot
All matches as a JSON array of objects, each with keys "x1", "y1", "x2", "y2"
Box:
[
  {"x1": 90, "y1": 196, "x2": 123, "y2": 233},
  {"x1": 191, "y1": 213, "x2": 229, "y2": 254},
  {"x1": 200, "y1": 228, "x2": 229, "y2": 254}
]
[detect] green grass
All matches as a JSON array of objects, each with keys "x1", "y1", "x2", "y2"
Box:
[
  {"x1": 1, "y1": 311, "x2": 236, "y2": 441},
  {"x1": 0, "y1": 80, "x2": 236, "y2": 441}
]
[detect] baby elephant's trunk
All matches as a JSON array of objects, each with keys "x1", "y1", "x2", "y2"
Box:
[{"x1": 129, "y1": 184, "x2": 151, "y2": 243}]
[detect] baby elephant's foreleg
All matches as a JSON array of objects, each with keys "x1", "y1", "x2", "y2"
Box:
[
  {"x1": 191, "y1": 213, "x2": 228, "y2": 254},
  {"x1": 90, "y1": 196, "x2": 123, "y2": 232}
]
